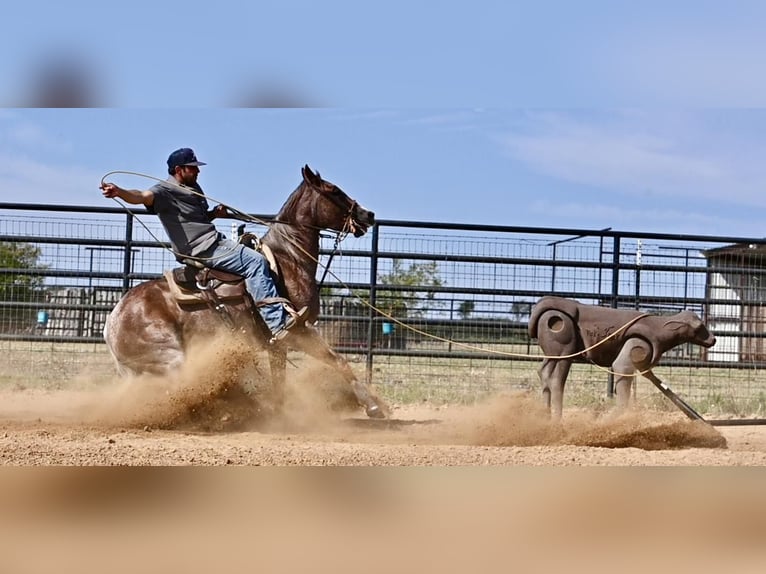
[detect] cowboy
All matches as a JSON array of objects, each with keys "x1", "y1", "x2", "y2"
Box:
[{"x1": 100, "y1": 147, "x2": 307, "y2": 342}]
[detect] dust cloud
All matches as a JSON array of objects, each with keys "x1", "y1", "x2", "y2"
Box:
[
  {"x1": 79, "y1": 333, "x2": 364, "y2": 433},
  {"x1": 0, "y1": 336, "x2": 727, "y2": 451},
  {"x1": 87, "y1": 334, "x2": 266, "y2": 431},
  {"x1": 0, "y1": 332, "x2": 365, "y2": 434},
  {"x1": 407, "y1": 392, "x2": 727, "y2": 450}
]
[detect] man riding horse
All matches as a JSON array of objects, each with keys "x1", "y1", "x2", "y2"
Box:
[
  {"x1": 100, "y1": 149, "x2": 386, "y2": 419},
  {"x1": 100, "y1": 147, "x2": 308, "y2": 343}
]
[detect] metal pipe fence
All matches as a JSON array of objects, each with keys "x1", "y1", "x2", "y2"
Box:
[{"x1": 3, "y1": 202, "x2": 766, "y2": 416}]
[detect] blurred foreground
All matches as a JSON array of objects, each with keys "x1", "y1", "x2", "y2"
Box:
[{"x1": 1, "y1": 467, "x2": 765, "y2": 573}]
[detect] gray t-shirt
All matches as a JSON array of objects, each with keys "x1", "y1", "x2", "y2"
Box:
[{"x1": 147, "y1": 178, "x2": 220, "y2": 258}]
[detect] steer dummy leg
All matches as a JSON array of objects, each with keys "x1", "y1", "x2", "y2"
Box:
[
  {"x1": 534, "y1": 310, "x2": 579, "y2": 420},
  {"x1": 539, "y1": 357, "x2": 572, "y2": 420},
  {"x1": 611, "y1": 338, "x2": 654, "y2": 411}
]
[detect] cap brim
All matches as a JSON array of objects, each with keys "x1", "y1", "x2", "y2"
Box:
[{"x1": 182, "y1": 161, "x2": 206, "y2": 166}]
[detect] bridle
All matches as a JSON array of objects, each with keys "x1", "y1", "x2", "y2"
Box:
[
  {"x1": 310, "y1": 185, "x2": 364, "y2": 289},
  {"x1": 336, "y1": 199, "x2": 360, "y2": 239},
  {"x1": 273, "y1": 180, "x2": 366, "y2": 239},
  {"x1": 260, "y1": 178, "x2": 369, "y2": 291}
]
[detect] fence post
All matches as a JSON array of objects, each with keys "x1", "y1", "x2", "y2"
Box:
[
  {"x1": 635, "y1": 239, "x2": 642, "y2": 310},
  {"x1": 122, "y1": 212, "x2": 134, "y2": 294},
  {"x1": 607, "y1": 235, "x2": 621, "y2": 398},
  {"x1": 365, "y1": 224, "x2": 380, "y2": 385}
]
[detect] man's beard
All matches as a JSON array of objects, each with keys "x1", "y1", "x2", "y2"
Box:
[{"x1": 181, "y1": 173, "x2": 197, "y2": 186}]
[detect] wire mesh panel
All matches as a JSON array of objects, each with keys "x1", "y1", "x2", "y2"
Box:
[{"x1": 3, "y1": 203, "x2": 766, "y2": 416}]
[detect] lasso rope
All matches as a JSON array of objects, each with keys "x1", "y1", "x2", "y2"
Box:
[
  {"x1": 101, "y1": 169, "x2": 655, "y2": 374},
  {"x1": 314, "y1": 257, "x2": 655, "y2": 375},
  {"x1": 100, "y1": 170, "x2": 276, "y2": 264}
]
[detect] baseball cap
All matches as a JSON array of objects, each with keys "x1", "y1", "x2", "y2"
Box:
[{"x1": 167, "y1": 147, "x2": 207, "y2": 170}]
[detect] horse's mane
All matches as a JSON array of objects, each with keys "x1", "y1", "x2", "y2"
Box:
[
  {"x1": 274, "y1": 181, "x2": 309, "y2": 223},
  {"x1": 263, "y1": 180, "x2": 315, "y2": 265}
]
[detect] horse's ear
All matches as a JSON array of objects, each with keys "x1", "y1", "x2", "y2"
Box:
[{"x1": 302, "y1": 164, "x2": 321, "y2": 186}]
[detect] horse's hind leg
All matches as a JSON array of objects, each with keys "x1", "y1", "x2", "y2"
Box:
[
  {"x1": 104, "y1": 312, "x2": 186, "y2": 377},
  {"x1": 288, "y1": 327, "x2": 387, "y2": 418}
]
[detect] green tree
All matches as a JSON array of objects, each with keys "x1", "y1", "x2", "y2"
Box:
[
  {"x1": 376, "y1": 259, "x2": 443, "y2": 319},
  {"x1": 510, "y1": 301, "x2": 532, "y2": 323},
  {"x1": 457, "y1": 300, "x2": 475, "y2": 319},
  {"x1": 0, "y1": 241, "x2": 46, "y2": 331}
]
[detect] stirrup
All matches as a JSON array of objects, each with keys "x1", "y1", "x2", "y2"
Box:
[
  {"x1": 285, "y1": 304, "x2": 309, "y2": 326},
  {"x1": 269, "y1": 306, "x2": 309, "y2": 344}
]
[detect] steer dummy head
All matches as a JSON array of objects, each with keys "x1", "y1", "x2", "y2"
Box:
[{"x1": 664, "y1": 310, "x2": 716, "y2": 348}]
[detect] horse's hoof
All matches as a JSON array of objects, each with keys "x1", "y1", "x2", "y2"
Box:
[{"x1": 366, "y1": 404, "x2": 386, "y2": 419}]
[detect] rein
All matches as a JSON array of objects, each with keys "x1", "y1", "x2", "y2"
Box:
[
  {"x1": 316, "y1": 201, "x2": 356, "y2": 290},
  {"x1": 317, "y1": 226, "x2": 348, "y2": 290}
]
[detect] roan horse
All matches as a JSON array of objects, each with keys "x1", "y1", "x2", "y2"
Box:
[{"x1": 103, "y1": 165, "x2": 386, "y2": 418}]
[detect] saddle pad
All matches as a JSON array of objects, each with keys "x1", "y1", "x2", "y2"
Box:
[{"x1": 164, "y1": 270, "x2": 205, "y2": 303}]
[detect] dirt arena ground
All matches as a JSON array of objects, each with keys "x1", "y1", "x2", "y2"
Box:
[
  {"x1": 3, "y1": 372, "x2": 766, "y2": 465},
  {"x1": 2, "y1": 337, "x2": 766, "y2": 466},
  {"x1": 2, "y1": 393, "x2": 766, "y2": 465}
]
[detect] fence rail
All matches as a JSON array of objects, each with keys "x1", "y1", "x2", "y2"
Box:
[{"x1": 3, "y1": 202, "x2": 766, "y2": 416}]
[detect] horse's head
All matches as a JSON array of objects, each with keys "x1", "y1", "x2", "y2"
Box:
[{"x1": 301, "y1": 165, "x2": 375, "y2": 237}]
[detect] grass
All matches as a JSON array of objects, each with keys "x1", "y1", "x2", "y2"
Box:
[
  {"x1": 0, "y1": 340, "x2": 116, "y2": 390},
  {"x1": 3, "y1": 339, "x2": 766, "y2": 417}
]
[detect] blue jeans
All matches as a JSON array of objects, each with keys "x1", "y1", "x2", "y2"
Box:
[{"x1": 204, "y1": 237, "x2": 286, "y2": 334}]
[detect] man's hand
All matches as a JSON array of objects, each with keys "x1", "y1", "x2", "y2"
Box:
[
  {"x1": 210, "y1": 204, "x2": 230, "y2": 219},
  {"x1": 100, "y1": 182, "x2": 123, "y2": 199}
]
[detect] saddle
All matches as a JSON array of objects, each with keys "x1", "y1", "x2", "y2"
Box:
[
  {"x1": 164, "y1": 266, "x2": 248, "y2": 304},
  {"x1": 163, "y1": 265, "x2": 256, "y2": 332},
  {"x1": 163, "y1": 242, "x2": 287, "y2": 330}
]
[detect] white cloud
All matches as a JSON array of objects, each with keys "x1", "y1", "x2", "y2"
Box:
[
  {"x1": 0, "y1": 152, "x2": 101, "y2": 205},
  {"x1": 4, "y1": 122, "x2": 73, "y2": 154},
  {"x1": 496, "y1": 111, "x2": 766, "y2": 209},
  {"x1": 528, "y1": 198, "x2": 762, "y2": 237}
]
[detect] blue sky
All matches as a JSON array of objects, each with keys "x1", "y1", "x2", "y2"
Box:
[
  {"x1": 2, "y1": 2, "x2": 766, "y2": 237},
  {"x1": 2, "y1": 107, "x2": 766, "y2": 237}
]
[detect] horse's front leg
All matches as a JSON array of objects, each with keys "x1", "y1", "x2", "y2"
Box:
[
  {"x1": 267, "y1": 347, "x2": 287, "y2": 412},
  {"x1": 287, "y1": 326, "x2": 387, "y2": 419}
]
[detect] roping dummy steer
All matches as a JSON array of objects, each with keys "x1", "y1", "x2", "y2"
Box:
[{"x1": 527, "y1": 296, "x2": 716, "y2": 419}]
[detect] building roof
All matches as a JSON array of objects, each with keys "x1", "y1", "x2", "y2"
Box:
[{"x1": 702, "y1": 242, "x2": 766, "y2": 262}]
